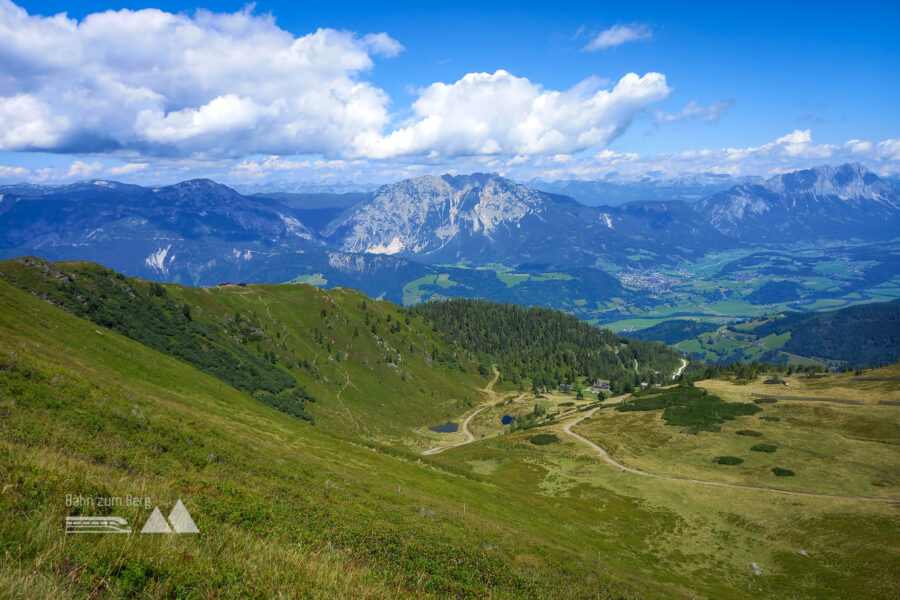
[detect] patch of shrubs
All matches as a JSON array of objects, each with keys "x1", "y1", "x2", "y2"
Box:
[
  {"x1": 12, "y1": 263, "x2": 318, "y2": 421},
  {"x1": 529, "y1": 434, "x2": 559, "y2": 445},
  {"x1": 617, "y1": 386, "x2": 761, "y2": 432},
  {"x1": 760, "y1": 416, "x2": 781, "y2": 422},
  {"x1": 772, "y1": 467, "x2": 795, "y2": 477},
  {"x1": 509, "y1": 404, "x2": 549, "y2": 432},
  {"x1": 252, "y1": 389, "x2": 315, "y2": 423},
  {"x1": 751, "y1": 443, "x2": 778, "y2": 453},
  {"x1": 735, "y1": 429, "x2": 763, "y2": 437},
  {"x1": 713, "y1": 456, "x2": 744, "y2": 465},
  {"x1": 753, "y1": 397, "x2": 777, "y2": 404}
]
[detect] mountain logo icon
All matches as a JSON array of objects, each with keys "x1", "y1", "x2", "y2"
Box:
[{"x1": 140, "y1": 499, "x2": 199, "y2": 534}]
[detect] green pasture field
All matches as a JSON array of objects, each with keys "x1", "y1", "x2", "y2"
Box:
[{"x1": 438, "y1": 376, "x2": 899, "y2": 599}]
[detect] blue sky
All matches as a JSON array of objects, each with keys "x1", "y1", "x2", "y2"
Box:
[{"x1": 1, "y1": 0, "x2": 898, "y2": 186}]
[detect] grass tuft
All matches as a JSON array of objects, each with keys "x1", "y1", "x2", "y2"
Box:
[
  {"x1": 529, "y1": 433, "x2": 560, "y2": 446},
  {"x1": 751, "y1": 443, "x2": 778, "y2": 453}
]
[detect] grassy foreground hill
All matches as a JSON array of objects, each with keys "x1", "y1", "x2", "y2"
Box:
[
  {"x1": 0, "y1": 257, "x2": 490, "y2": 448},
  {"x1": 1, "y1": 257, "x2": 897, "y2": 599},
  {"x1": 0, "y1": 265, "x2": 654, "y2": 599}
]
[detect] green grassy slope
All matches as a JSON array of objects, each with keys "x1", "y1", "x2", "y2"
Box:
[
  {"x1": 438, "y1": 380, "x2": 899, "y2": 600},
  {"x1": 624, "y1": 319, "x2": 720, "y2": 345},
  {"x1": 750, "y1": 299, "x2": 900, "y2": 367},
  {"x1": 0, "y1": 276, "x2": 652, "y2": 599},
  {"x1": 0, "y1": 257, "x2": 488, "y2": 447},
  {"x1": 656, "y1": 298, "x2": 900, "y2": 367},
  {"x1": 3, "y1": 257, "x2": 897, "y2": 599}
]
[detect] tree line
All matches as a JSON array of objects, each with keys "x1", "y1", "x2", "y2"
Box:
[
  {"x1": 413, "y1": 298, "x2": 682, "y2": 393},
  {"x1": 10, "y1": 263, "x2": 315, "y2": 422}
]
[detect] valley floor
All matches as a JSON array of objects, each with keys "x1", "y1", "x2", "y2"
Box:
[{"x1": 423, "y1": 368, "x2": 900, "y2": 599}]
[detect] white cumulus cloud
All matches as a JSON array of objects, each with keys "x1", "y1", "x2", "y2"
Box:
[
  {"x1": 876, "y1": 139, "x2": 900, "y2": 161},
  {"x1": 772, "y1": 129, "x2": 835, "y2": 158},
  {"x1": 350, "y1": 70, "x2": 671, "y2": 159},
  {"x1": 584, "y1": 24, "x2": 652, "y2": 51},
  {"x1": 0, "y1": 164, "x2": 29, "y2": 178},
  {"x1": 0, "y1": 94, "x2": 69, "y2": 149},
  {"x1": 526, "y1": 129, "x2": 885, "y2": 181},
  {"x1": 360, "y1": 32, "x2": 405, "y2": 58},
  {"x1": 0, "y1": 1, "x2": 397, "y2": 157},
  {"x1": 108, "y1": 162, "x2": 149, "y2": 175},
  {"x1": 0, "y1": 3, "x2": 674, "y2": 164},
  {"x1": 67, "y1": 160, "x2": 104, "y2": 177}
]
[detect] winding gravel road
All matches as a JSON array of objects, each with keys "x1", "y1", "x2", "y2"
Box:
[
  {"x1": 422, "y1": 369, "x2": 499, "y2": 456},
  {"x1": 563, "y1": 404, "x2": 899, "y2": 504},
  {"x1": 422, "y1": 406, "x2": 488, "y2": 455}
]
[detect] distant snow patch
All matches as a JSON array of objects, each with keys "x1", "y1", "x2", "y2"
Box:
[
  {"x1": 365, "y1": 236, "x2": 404, "y2": 255},
  {"x1": 145, "y1": 245, "x2": 172, "y2": 273},
  {"x1": 280, "y1": 215, "x2": 311, "y2": 239}
]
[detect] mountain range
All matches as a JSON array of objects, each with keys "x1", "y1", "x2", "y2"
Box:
[
  {"x1": 322, "y1": 172, "x2": 734, "y2": 267},
  {"x1": 1, "y1": 163, "x2": 897, "y2": 318},
  {"x1": 694, "y1": 163, "x2": 900, "y2": 241},
  {"x1": 529, "y1": 172, "x2": 757, "y2": 205}
]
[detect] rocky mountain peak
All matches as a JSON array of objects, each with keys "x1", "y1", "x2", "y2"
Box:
[
  {"x1": 158, "y1": 178, "x2": 244, "y2": 199},
  {"x1": 440, "y1": 172, "x2": 502, "y2": 189},
  {"x1": 762, "y1": 163, "x2": 894, "y2": 201},
  {"x1": 694, "y1": 163, "x2": 899, "y2": 239},
  {"x1": 326, "y1": 172, "x2": 554, "y2": 256}
]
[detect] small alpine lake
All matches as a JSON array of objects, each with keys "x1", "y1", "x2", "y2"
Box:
[{"x1": 429, "y1": 421, "x2": 459, "y2": 433}]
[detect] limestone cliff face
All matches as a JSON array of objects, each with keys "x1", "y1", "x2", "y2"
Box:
[
  {"x1": 324, "y1": 173, "x2": 552, "y2": 257},
  {"x1": 693, "y1": 164, "x2": 899, "y2": 240}
]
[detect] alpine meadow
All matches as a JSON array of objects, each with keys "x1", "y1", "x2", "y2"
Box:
[{"x1": 0, "y1": 1, "x2": 898, "y2": 599}]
